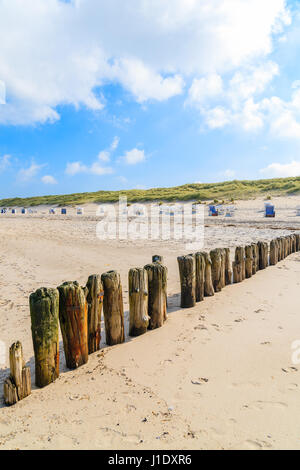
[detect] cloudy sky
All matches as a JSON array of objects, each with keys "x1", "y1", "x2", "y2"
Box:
[{"x1": 0, "y1": 0, "x2": 300, "y2": 197}]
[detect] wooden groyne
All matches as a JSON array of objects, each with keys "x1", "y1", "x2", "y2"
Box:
[{"x1": 3, "y1": 234, "x2": 300, "y2": 406}]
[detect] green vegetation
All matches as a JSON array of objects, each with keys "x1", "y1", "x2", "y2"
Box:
[{"x1": 1, "y1": 176, "x2": 300, "y2": 207}]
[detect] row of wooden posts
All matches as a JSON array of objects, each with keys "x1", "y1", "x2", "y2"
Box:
[
  {"x1": 3, "y1": 255, "x2": 167, "y2": 406},
  {"x1": 3, "y1": 234, "x2": 299, "y2": 406},
  {"x1": 177, "y1": 233, "x2": 300, "y2": 309}
]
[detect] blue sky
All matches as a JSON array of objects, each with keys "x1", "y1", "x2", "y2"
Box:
[{"x1": 1, "y1": 0, "x2": 300, "y2": 198}]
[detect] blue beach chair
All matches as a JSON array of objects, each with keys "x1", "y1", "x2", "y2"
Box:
[
  {"x1": 265, "y1": 204, "x2": 275, "y2": 218},
  {"x1": 208, "y1": 205, "x2": 218, "y2": 216}
]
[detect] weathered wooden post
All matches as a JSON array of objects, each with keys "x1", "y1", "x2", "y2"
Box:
[
  {"x1": 210, "y1": 249, "x2": 223, "y2": 292},
  {"x1": 276, "y1": 238, "x2": 282, "y2": 261},
  {"x1": 220, "y1": 249, "x2": 226, "y2": 288},
  {"x1": 4, "y1": 342, "x2": 31, "y2": 406},
  {"x1": 292, "y1": 234, "x2": 297, "y2": 253},
  {"x1": 203, "y1": 252, "x2": 215, "y2": 297},
  {"x1": 232, "y1": 247, "x2": 244, "y2": 283},
  {"x1": 224, "y1": 248, "x2": 232, "y2": 285},
  {"x1": 30, "y1": 288, "x2": 60, "y2": 387},
  {"x1": 270, "y1": 240, "x2": 278, "y2": 266},
  {"x1": 85, "y1": 275, "x2": 103, "y2": 354},
  {"x1": 145, "y1": 263, "x2": 167, "y2": 329},
  {"x1": 258, "y1": 242, "x2": 268, "y2": 270},
  {"x1": 129, "y1": 268, "x2": 149, "y2": 336},
  {"x1": 101, "y1": 271, "x2": 125, "y2": 345},
  {"x1": 286, "y1": 236, "x2": 291, "y2": 256},
  {"x1": 245, "y1": 245, "x2": 253, "y2": 278},
  {"x1": 251, "y1": 243, "x2": 258, "y2": 275},
  {"x1": 58, "y1": 281, "x2": 88, "y2": 369},
  {"x1": 195, "y1": 252, "x2": 205, "y2": 301},
  {"x1": 177, "y1": 255, "x2": 196, "y2": 308},
  {"x1": 282, "y1": 237, "x2": 287, "y2": 258},
  {"x1": 296, "y1": 234, "x2": 300, "y2": 252},
  {"x1": 152, "y1": 255, "x2": 164, "y2": 264}
]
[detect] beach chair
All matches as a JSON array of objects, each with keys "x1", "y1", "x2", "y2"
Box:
[
  {"x1": 49, "y1": 208, "x2": 56, "y2": 215},
  {"x1": 76, "y1": 207, "x2": 84, "y2": 215},
  {"x1": 208, "y1": 205, "x2": 218, "y2": 216},
  {"x1": 21, "y1": 208, "x2": 26, "y2": 214},
  {"x1": 11, "y1": 209, "x2": 17, "y2": 214},
  {"x1": 265, "y1": 204, "x2": 275, "y2": 218},
  {"x1": 61, "y1": 208, "x2": 67, "y2": 215},
  {"x1": 225, "y1": 206, "x2": 235, "y2": 217},
  {"x1": 296, "y1": 206, "x2": 300, "y2": 216}
]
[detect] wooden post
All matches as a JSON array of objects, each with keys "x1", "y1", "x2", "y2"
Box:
[
  {"x1": 232, "y1": 246, "x2": 244, "y2": 283},
  {"x1": 4, "y1": 341, "x2": 31, "y2": 406},
  {"x1": 251, "y1": 243, "x2": 258, "y2": 275},
  {"x1": 220, "y1": 249, "x2": 226, "y2": 288},
  {"x1": 101, "y1": 271, "x2": 125, "y2": 345},
  {"x1": 210, "y1": 249, "x2": 223, "y2": 292},
  {"x1": 286, "y1": 236, "x2": 291, "y2": 256},
  {"x1": 292, "y1": 235, "x2": 297, "y2": 253},
  {"x1": 161, "y1": 264, "x2": 168, "y2": 321},
  {"x1": 30, "y1": 288, "x2": 59, "y2": 387},
  {"x1": 58, "y1": 281, "x2": 88, "y2": 369},
  {"x1": 203, "y1": 252, "x2": 215, "y2": 297},
  {"x1": 296, "y1": 234, "x2": 300, "y2": 252},
  {"x1": 195, "y1": 252, "x2": 205, "y2": 301},
  {"x1": 145, "y1": 263, "x2": 167, "y2": 329},
  {"x1": 295, "y1": 234, "x2": 300, "y2": 252},
  {"x1": 276, "y1": 238, "x2": 282, "y2": 261},
  {"x1": 270, "y1": 240, "x2": 278, "y2": 266},
  {"x1": 282, "y1": 237, "x2": 287, "y2": 258},
  {"x1": 129, "y1": 268, "x2": 149, "y2": 336},
  {"x1": 233, "y1": 246, "x2": 246, "y2": 280},
  {"x1": 224, "y1": 248, "x2": 232, "y2": 285},
  {"x1": 4, "y1": 378, "x2": 18, "y2": 406},
  {"x1": 177, "y1": 255, "x2": 196, "y2": 308},
  {"x1": 258, "y1": 242, "x2": 268, "y2": 270},
  {"x1": 245, "y1": 245, "x2": 253, "y2": 278},
  {"x1": 86, "y1": 275, "x2": 103, "y2": 354},
  {"x1": 152, "y1": 255, "x2": 164, "y2": 264}
]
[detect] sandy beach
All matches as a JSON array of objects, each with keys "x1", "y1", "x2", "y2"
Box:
[{"x1": 1, "y1": 196, "x2": 300, "y2": 450}]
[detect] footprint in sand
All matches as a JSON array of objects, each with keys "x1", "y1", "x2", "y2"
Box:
[
  {"x1": 282, "y1": 366, "x2": 298, "y2": 374},
  {"x1": 245, "y1": 439, "x2": 273, "y2": 450},
  {"x1": 245, "y1": 400, "x2": 288, "y2": 411}
]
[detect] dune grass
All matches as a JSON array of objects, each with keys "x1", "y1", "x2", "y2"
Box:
[{"x1": 1, "y1": 176, "x2": 300, "y2": 207}]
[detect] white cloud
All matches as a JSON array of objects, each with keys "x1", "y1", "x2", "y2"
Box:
[
  {"x1": 260, "y1": 160, "x2": 300, "y2": 177},
  {"x1": 228, "y1": 61, "x2": 279, "y2": 101},
  {"x1": 65, "y1": 159, "x2": 113, "y2": 176},
  {"x1": 65, "y1": 161, "x2": 88, "y2": 176},
  {"x1": 98, "y1": 151, "x2": 110, "y2": 162},
  {"x1": 41, "y1": 174, "x2": 57, "y2": 185},
  {"x1": 0, "y1": 0, "x2": 290, "y2": 125},
  {"x1": 120, "y1": 148, "x2": 146, "y2": 165},
  {"x1": 111, "y1": 58, "x2": 184, "y2": 103},
  {"x1": 187, "y1": 74, "x2": 223, "y2": 106},
  {"x1": 110, "y1": 136, "x2": 120, "y2": 151},
  {"x1": 188, "y1": 61, "x2": 279, "y2": 133},
  {"x1": 0, "y1": 154, "x2": 11, "y2": 171},
  {"x1": 90, "y1": 162, "x2": 113, "y2": 175},
  {"x1": 18, "y1": 162, "x2": 44, "y2": 181}
]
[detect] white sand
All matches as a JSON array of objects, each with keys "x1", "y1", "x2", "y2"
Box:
[{"x1": 0, "y1": 196, "x2": 300, "y2": 449}]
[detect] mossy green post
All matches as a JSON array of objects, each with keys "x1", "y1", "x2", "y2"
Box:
[{"x1": 30, "y1": 288, "x2": 59, "y2": 388}]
